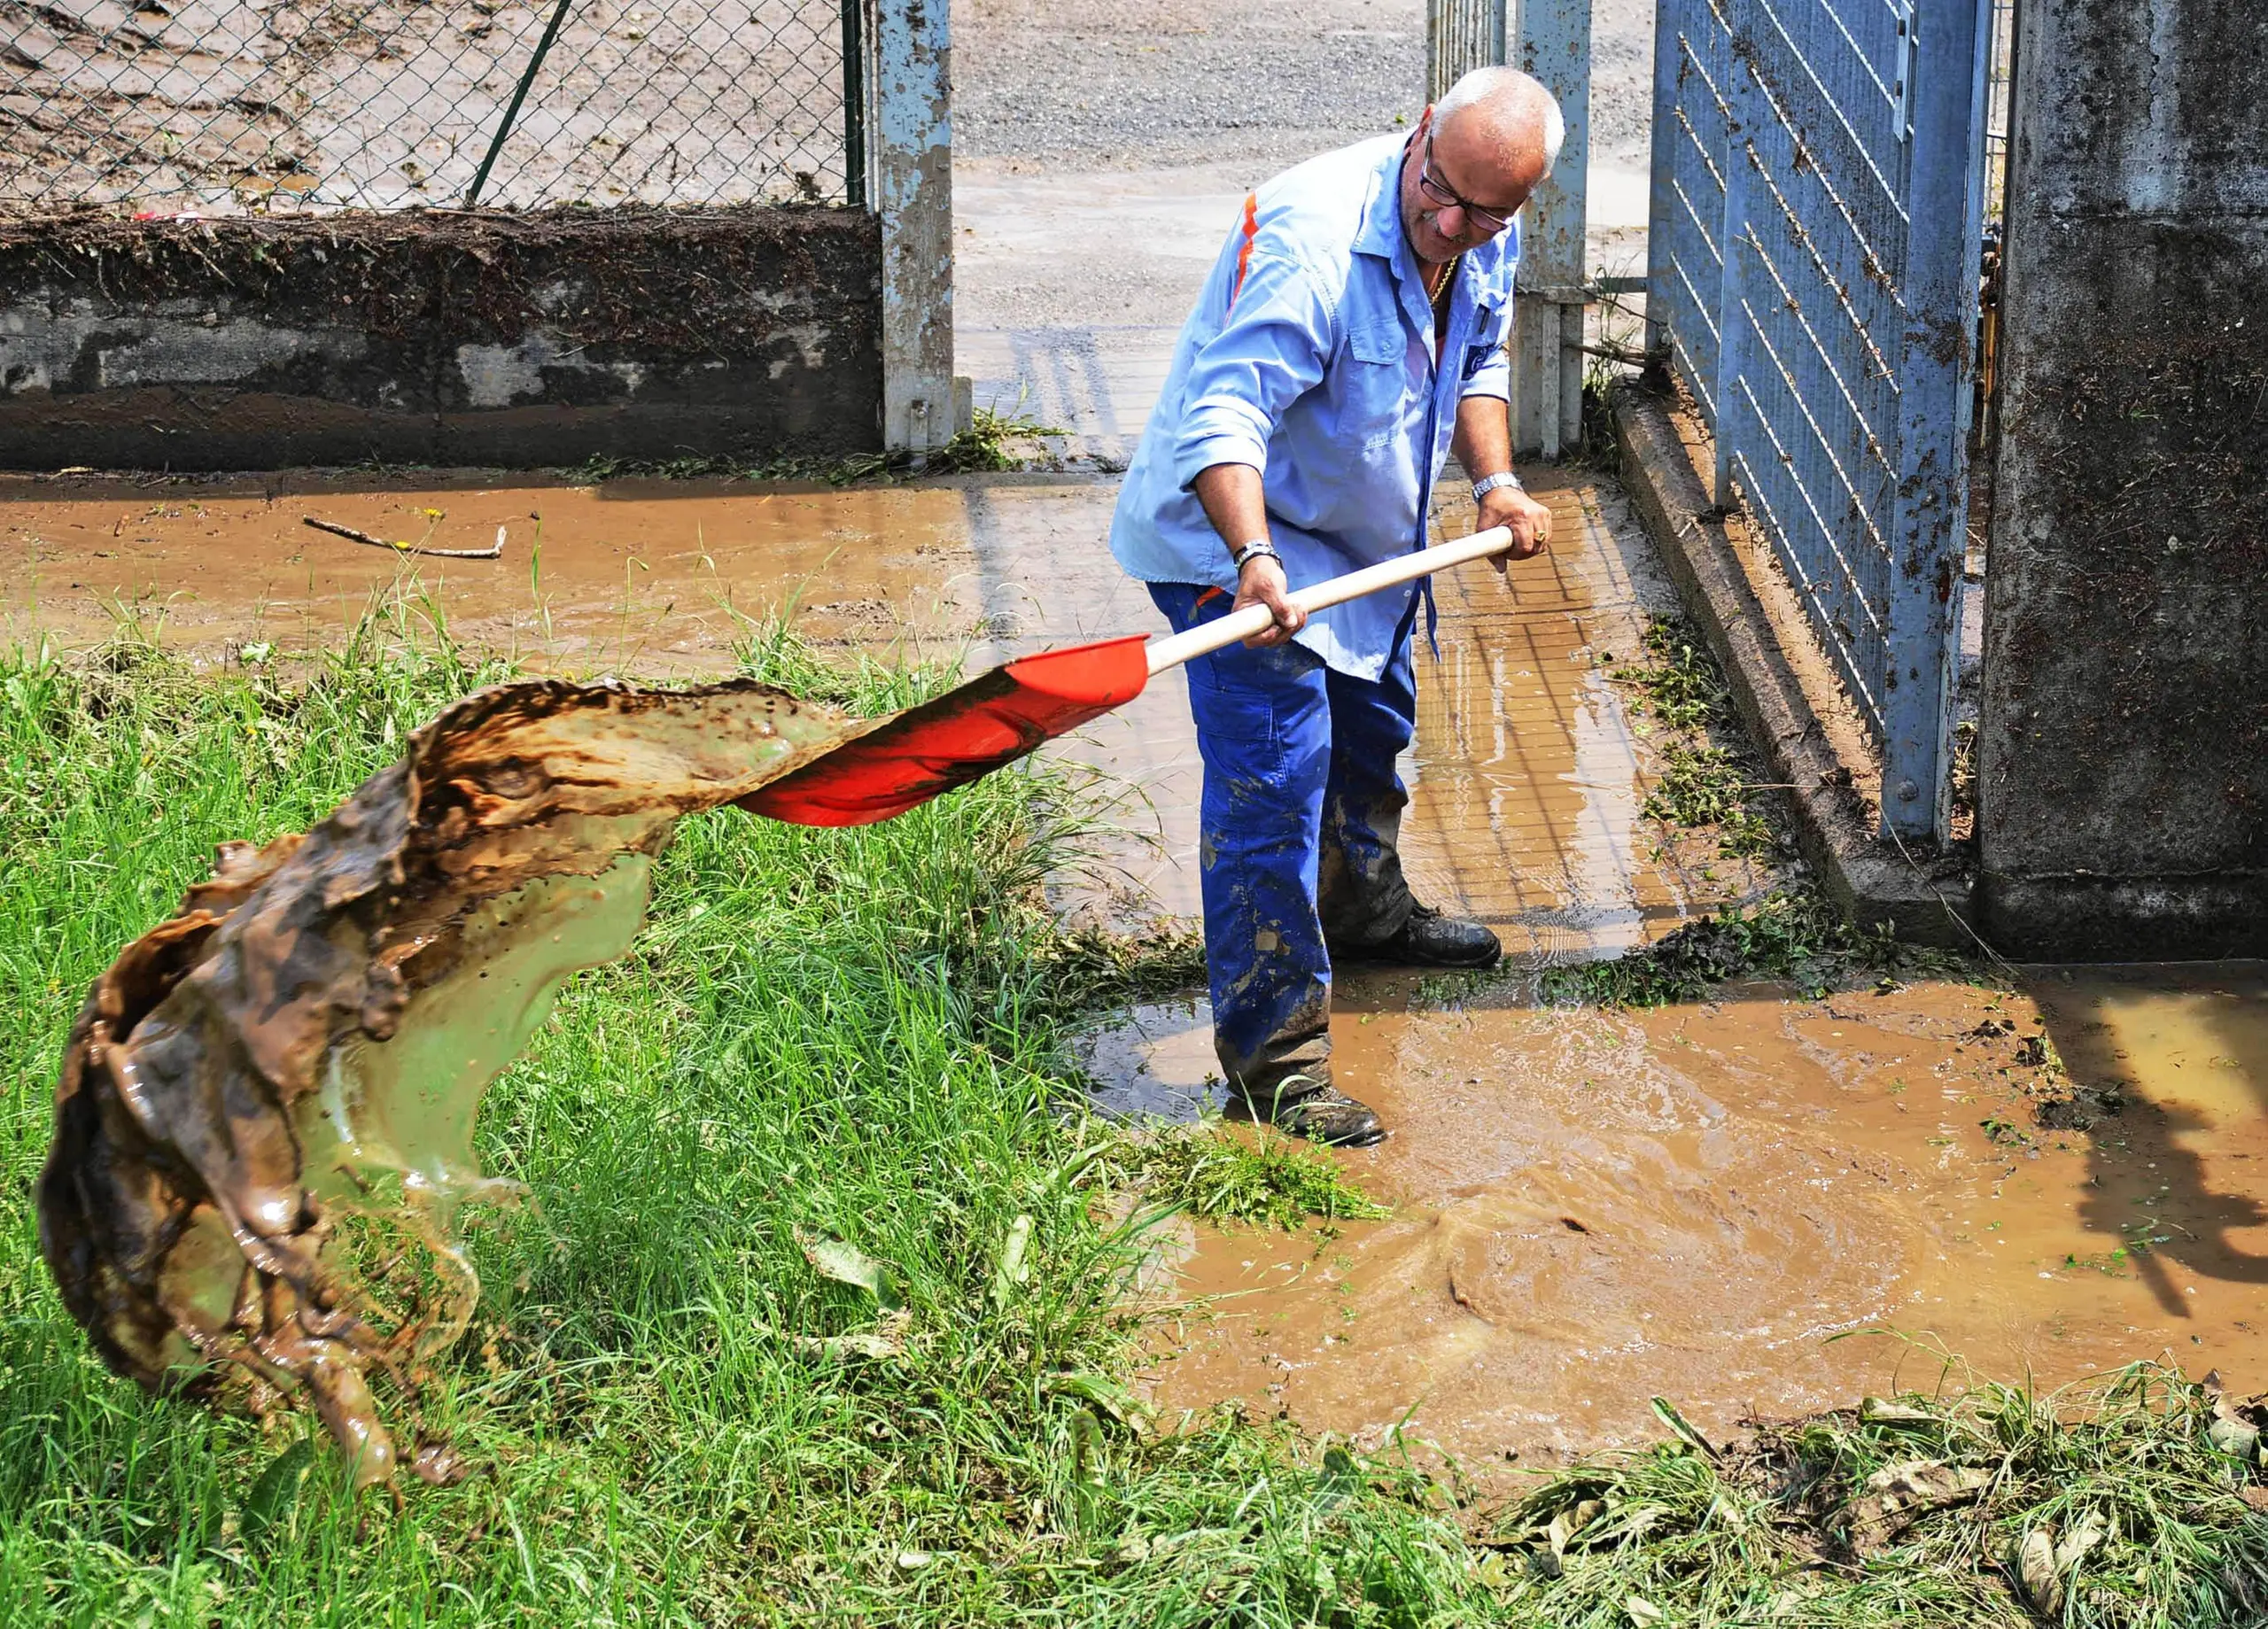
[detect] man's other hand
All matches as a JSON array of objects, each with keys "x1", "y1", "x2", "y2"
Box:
[
  {"x1": 1481, "y1": 485, "x2": 1554, "y2": 571},
  {"x1": 1233, "y1": 555, "x2": 1307, "y2": 648}
]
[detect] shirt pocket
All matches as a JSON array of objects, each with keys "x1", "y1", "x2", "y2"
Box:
[
  {"x1": 1461, "y1": 304, "x2": 1505, "y2": 384},
  {"x1": 1344, "y1": 319, "x2": 1411, "y2": 451}
]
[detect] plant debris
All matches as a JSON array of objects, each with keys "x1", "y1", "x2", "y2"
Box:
[
  {"x1": 302, "y1": 514, "x2": 505, "y2": 559},
  {"x1": 1487, "y1": 1365, "x2": 2268, "y2": 1625}
]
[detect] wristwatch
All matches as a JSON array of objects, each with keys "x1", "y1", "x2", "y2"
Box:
[
  {"x1": 1471, "y1": 471, "x2": 1525, "y2": 502},
  {"x1": 1231, "y1": 539, "x2": 1281, "y2": 570}
]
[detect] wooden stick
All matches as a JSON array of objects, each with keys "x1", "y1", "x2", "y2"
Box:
[
  {"x1": 1143, "y1": 527, "x2": 1514, "y2": 676},
  {"x1": 303, "y1": 516, "x2": 506, "y2": 560}
]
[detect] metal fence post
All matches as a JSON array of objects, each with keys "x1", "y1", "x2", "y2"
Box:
[
  {"x1": 841, "y1": 0, "x2": 868, "y2": 211},
  {"x1": 1710, "y1": 0, "x2": 1753, "y2": 508},
  {"x1": 1881, "y1": 0, "x2": 1992, "y2": 840},
  {"x1": 874, "y1": 0, "x2": 955, "y2": 454},
  {"x1": 1643, "y1": 0, "x2": 1682, "y2": 368},
  {"x1": 1511, "y1": 0, "x2": 1590, "y2": 459},
  {"x1": 462, "y1": 0, "x2": 577, "y2": 208}
]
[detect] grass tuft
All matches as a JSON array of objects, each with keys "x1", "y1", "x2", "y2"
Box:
[
  {"x1": 1604, "y1": 617, "x2": 1781, "y2": 860},
  {"x1": 1551, "y1": 617, "x2": 1977, "y2": 1007},
  {"x1": 1099, "y1": 1125, "x2": 1391, "y2": 1232},
  {"x1": 1542, "y1": 888, "x2": 1883, "y2": 1006}
]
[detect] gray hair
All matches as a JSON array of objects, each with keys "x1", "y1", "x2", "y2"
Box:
[{"x1": 1435, "y1": 66, "x2": 1565, "y2": 175}]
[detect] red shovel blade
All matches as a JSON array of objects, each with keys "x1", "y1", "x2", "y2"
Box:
[{"x1": 738, "y1": 633, "x2": 1153, "y2": 826}]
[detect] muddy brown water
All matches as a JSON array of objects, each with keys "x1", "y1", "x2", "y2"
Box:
[
  {"x1": 1101, "y1": 965, "x2": 2268, "y2": 1483},
  {"x1": 0, "y1": 472, "x2": 988, "y2": 671},
  {"x1": 43, "y1": 671, "x2": 868, "y2": 1485}
]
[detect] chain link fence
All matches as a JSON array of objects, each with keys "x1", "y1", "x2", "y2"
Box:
[{"x1": 0, "y1": 0, "x2": 858, "y2": 215}]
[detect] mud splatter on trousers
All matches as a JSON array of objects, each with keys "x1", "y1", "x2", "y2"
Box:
[{"x1": 1147, "y1": 583, "x2": 1417, "y2": 1105}]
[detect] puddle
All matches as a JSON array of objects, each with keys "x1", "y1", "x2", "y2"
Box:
[
  {"x1": 1115, "y1": 966, "x2": 2268, "y2": 1481},
  {"x1": 0, "y1": 474, "x2": 991, "y2": 673},
  {"x1": 1396, "y1": 486, "x2": 1736, "y2": 960},
  {"x1": 1080, "y1": 998, "x2": 1225, "y2": 1124}
]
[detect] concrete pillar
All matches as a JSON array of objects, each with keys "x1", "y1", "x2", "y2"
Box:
[
  {"x1": 1977, "y1": 0, "x2": 2268, "y2": 957},
  {"x1": 873, "y1": 0, "x2": 959, "y2": 454}
]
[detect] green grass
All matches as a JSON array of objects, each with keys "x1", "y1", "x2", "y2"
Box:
[
  {"x1": 1602, "y1": 617, "x2": 1779, "y2": 860},
  {"x1": 1637, "y1": 742, "x2": 1775, "y2": 859},
  {"x1": 1542, "y1": 888, "x2": 1887, "y2": 1006},
  {"x1": 1100, "y1": 1126, "x2": 1392, "y2": 1233},
  {"x1": 0, "y1": 608, "x2": 1488, "y2": 1627},
  {"x1": 1601, "y1": 617, "x2": 1728, "y2": 736}
]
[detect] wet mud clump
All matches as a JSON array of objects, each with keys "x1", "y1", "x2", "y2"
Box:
[{"x1": 37, "y1": 677, "x2": 866, "y2": 1485}]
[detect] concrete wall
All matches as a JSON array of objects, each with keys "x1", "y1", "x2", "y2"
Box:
[
  {"x1": 1977, "y1": 0, "x2": 2268, "y2": 958},
  {"x1": 0, "y1": 206, "x2": 882, "y2": 469}
]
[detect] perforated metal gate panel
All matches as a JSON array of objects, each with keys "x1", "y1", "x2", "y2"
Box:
[{"x1": 1647, "y1": 0, "x2": 1992, "y2": 839}]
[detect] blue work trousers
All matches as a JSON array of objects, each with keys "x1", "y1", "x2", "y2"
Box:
[{"x1": 1148, "y1": 583, "x2": 1418, "y2": 1104}]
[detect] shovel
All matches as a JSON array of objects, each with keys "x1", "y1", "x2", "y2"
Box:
[{"x1": 741, "y1": 526, "x2": 1517, "y2": 826}]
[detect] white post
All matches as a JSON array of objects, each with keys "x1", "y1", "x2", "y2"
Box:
[
  {"x1": 873, "y1": 0, "x2": 957, "y2": 454},
  {"x1": 1511, "y1": 0, "x2": 1590, "y2": 459}
]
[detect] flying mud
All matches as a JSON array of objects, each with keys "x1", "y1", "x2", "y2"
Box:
[{"x1": 36, "y1": 677, "x2": 871, "y2": 1485}]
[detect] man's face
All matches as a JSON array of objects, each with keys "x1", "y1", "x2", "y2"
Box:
[{"x1": 1400, "y1": 108, "x2": 1546, "y2": 265}]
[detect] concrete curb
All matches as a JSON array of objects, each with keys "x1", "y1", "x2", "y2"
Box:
[{"x1": 1609, "y1": 378, "x2": 1977, "y2": 950}]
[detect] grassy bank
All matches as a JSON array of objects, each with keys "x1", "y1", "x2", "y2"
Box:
[
  {"x1": 3, "y1": 613, "x2": 2263, "y2": 1626},
  {"x1": 0, "y1": 612, "x2": 1487, "y2": 1625}
]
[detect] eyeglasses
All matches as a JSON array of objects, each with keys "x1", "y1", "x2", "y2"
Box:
[{"x1": 1416, "y1": 136, "x2": 1519, "y2": 237}]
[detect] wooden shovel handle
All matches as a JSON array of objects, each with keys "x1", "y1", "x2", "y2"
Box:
[{"x1": 1142, "y1": 527, "x2": 1515, "y2": 676}]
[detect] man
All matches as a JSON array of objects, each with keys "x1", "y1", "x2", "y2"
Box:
[{"x1": 1108, "y1": 67, "x2": 1563, "y2": 1147}]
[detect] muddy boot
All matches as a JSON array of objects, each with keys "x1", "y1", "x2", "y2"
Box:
[
  {"x1": 1332, "y1": 902, "x2": 1501, "y2": 970},
  {"x1": 1229, "y1": 1074, "x2": 1386, "y2": 1148}
]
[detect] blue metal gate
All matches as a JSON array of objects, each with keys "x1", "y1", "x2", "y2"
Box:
[{"x1": 1644, "y1": 0, "x2": 1993, "y2": 841}]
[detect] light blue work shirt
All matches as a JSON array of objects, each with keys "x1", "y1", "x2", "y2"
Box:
[{"x1": 1108, "y1": 132, "x2": 1520, "y2": 682}]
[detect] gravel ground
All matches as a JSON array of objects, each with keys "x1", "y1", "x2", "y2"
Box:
[{"x1": 954, "y1": 0, "x2": 1656, "y2": 179}]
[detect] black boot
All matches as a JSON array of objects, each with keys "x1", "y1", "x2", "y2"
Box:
[
  {"x1": 1230, "y1": 1075, "x2": 1386, "y2": 1148},
  {"x1": 1332, "y1": 903, "x2": 1501, "y2": 970}
]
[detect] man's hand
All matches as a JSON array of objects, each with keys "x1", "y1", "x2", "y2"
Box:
[
  {"x1": 1232, "y1": 554, "x2": 1307, "y2": 648},
  {"x1": 1480, "y1": 485, "x2": 1553, "y2": 573}
]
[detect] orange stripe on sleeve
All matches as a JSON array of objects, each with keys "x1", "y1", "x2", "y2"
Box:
[{"x1": 1229, "y1": 191, "x2": 1259, "y2": 306}]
